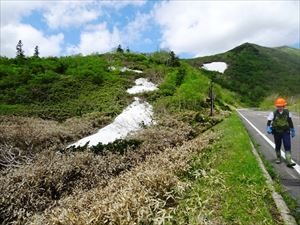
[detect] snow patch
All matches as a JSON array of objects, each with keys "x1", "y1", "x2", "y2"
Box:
[
  {"x1": 201, "y1": 62, "x2": 227, "y2": 73},
  {"x1": 108, "y1": 66, "x2": 116, "y2": 71},
  {"x1": 68, "y1": 78, "x2": 158, "y2": 147},
  {"x1": 69, "y1": 97, "x2": 154, "y2": 147},
  {"x1": 109, "y1": 66, "x2": 143, "y2": 74},
  {"x1": 126, "y1": 78, "x2": 158, "y2": 94},
  {"x1": 121, "y1": 67, "x2": 143, "y2": 73}
]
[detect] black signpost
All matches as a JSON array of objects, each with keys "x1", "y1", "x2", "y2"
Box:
[{"x1": 209, "y1": 80, "x2": 215, "y2": 116}]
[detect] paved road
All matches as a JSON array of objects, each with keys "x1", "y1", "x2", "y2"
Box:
[{"x1": 237, "y1": 109, "x2": 300, "y2": 210}]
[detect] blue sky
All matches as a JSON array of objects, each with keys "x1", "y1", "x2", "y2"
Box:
[{"x1": 1, "y1": 0, "x2": 299, "y2": 58}]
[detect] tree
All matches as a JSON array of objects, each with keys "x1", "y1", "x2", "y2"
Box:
[
  {"x1": 34, "y1": 46, "x2": 39, "y2": 58},
  {"x1": 16, "y1": 40, "x2": 25, "y2": 59},
  {"x1": 168, "y1": 51, "x2": 180, "y2": 67},
  {"x1": 116, "y1": 44, "x2": 124, "y2": 53},
  {"x1": 126, "y1": 47, "x2": 130, "y2": 53}
]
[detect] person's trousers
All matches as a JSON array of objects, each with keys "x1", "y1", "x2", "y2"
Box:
[{"x1": 273, "y1": 131, "x2": 291, "y2": 152}]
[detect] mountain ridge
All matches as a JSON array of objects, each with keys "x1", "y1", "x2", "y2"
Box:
[{"x1": 186, "y1": 42, "x2": 300, "y2": 106}]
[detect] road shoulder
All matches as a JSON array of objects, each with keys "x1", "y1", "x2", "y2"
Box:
[
  {"x1": 170, "y1": 113, "x2": 285, "y2": 224},
  {"x1": 237, "y1": 108, "x2": 300, "y2": 223},
  {"x1": 249, "y1": 140, "x2": 297, "y2": 225}
]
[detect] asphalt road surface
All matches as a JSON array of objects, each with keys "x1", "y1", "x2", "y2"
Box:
[{"x1": 237, "y1": 109, "x2": 300, "y2": 211}]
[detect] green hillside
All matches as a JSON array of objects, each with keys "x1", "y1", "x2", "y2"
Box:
[
  {"x1": 0, "y1": 51, "x2": 236, "y2": 121},
  {"x1": 187, "y1": 43, "x2": 300, "y2": 106},
  {"x1": 0, "y1": 47, "x2": 297, "y2": 224},
  {"x1": 276, "y1": 46, "x2": 300, "y2": 57}
]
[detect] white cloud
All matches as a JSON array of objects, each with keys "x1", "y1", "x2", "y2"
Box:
[
  {"x1": 0, "y1": 0, "x2": 64, "y2": 57},
  {"x1": 43, "y1": 1, "x2": 100, "y2": 29},
  {"x1": 0, "y1": 0, "x2": 146, "y2": 28},
  {"x1": 43, "y1": 1, "x2": 147, "y2": 29},
  {"x1": 153, "y1": 1, "x2": 300, "y2": 56},
  {"x1": 0, "y1": 0, "x2": 149, "y2": 57},
  {"x1": 4, "y1": 0, "x2": 296, "y2": 58},
  {"x1": 66, "y1": 23, "x2": 121, "y2": 55},
  {"x1": 100, "y1": 0, "x2": 146, "y2": 9},
  {"x1": 1, "y1": 24, "x2": 64, "y2": 57},
  {"x1": 122, "y1": 12, "x2": 152, "y2": 45},
  {"x1": 66, "y1": 10, "x2": 153, "y2": 55},
  {"x1": 0, "y1": 0, "x2": 45, "y2": 26}
]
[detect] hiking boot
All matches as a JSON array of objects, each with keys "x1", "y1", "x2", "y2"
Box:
[
  {"x1": 275, "y1": 151, "x2": 281, "y2": 164},
  {"x1": 287, "y1": 163, "x2": 296, "y2": 168},
  {"x1": 286, "y1": 152, "x2": 296, "y2": 167}
]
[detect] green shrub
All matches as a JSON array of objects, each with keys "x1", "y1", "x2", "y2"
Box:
[{"x1": 65, "y1": 139, "x2": 143, "y2": 155}]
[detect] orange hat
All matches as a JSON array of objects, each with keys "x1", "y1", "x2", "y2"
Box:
[{"x1": 275, "y1": 98, "x2": 287, "y2": 107}]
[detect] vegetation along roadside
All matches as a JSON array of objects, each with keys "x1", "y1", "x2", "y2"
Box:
[
  {"x1": 252, "y1": 140, "x2": 300, "y2": 224},
  {"x1": 1, "y1": 43, "x2": 299, "y2": 224},
  {"x1": 168, "y1": 113, "x2": 284, "y2": 225}
]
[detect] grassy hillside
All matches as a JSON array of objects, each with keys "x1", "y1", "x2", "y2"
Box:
[
  {"x1": 0, "y1": 53, "x2": 154, "y2": 121},
  {"x1": 153, "y1": 62, "x2": 237, "y2": 114},
  {"x1": 0, "y1": 51, "x2": 238, "y2": 173},
  {"x1": 0, "y1": 52, "x2": 236, "y2": 121},
  {"x1": 276, "y1": 46, "x2": 300, "y2": 57},
  {"x1": 0, "y1": 50, "x2": 289, "y2": 224},
  {"x1": 187, "y1": 43, "x2": 300, "y2": 106},
  {"x1": 0, "y1": 51, "x2": 237, "y2": 224}
]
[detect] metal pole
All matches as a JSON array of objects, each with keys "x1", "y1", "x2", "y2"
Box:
[{"x1": 210, "y1": 81, "x2": 213, "y2": 116}]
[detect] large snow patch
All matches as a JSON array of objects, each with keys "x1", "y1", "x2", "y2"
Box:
[
  {"x1": 69, "y1": 97, "x2": 154, "y2": 147},
  {"x1": 202, "y1": 62, "x2": 227, "y2": 73},
  {"x1": 68, "y1": 78, "x2": 158, "y2": 147}
]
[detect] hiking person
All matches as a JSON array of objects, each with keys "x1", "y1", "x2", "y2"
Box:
[{"x1": 266, "y1": 97, "x2": 296, "y2": 167}]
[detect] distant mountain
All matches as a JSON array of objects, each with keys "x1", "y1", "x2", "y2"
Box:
[
  {"x1": 186, "y1": 43, "x2": 300, "y2": 106},
  {"x1": 275, "y1": 46, "x2": 300, "y2": 57}
]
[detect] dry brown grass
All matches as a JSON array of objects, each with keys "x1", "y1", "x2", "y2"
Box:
[
  {"x1": 1, "y1": 113, "x2": 203, "y2": 224},
  {"x1": 27, "y1": 131, "x2": 217, "y2": 225},
  {"x1": 0, "y1": 112, "x2": 111, "y2": 169}
]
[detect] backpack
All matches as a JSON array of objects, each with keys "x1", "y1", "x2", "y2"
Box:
[{"x1": 272, "y1": 109, "x2": 289, "y2": 132}]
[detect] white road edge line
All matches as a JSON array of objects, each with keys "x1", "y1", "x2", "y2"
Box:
[{"x1": 237, "y1": 109, "x2": 300, "y2": 175}]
